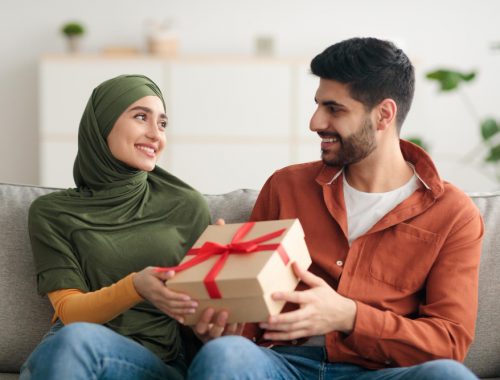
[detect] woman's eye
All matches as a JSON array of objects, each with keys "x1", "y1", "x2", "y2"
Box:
[
  {"x1": 135, "y1": 113, "x2": 146, "y2": 121},
  {"x1": 159, "y1": 121, "x2": 168, "y2": 130}
]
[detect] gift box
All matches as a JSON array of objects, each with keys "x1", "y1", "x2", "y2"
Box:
[{"x1": 165, "y1": 219, "x2": 311, "y2": 325}]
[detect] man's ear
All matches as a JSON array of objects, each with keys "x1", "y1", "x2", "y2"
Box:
[{"x1": 375, "y1": 99, "x2": 397, "y2": 131}]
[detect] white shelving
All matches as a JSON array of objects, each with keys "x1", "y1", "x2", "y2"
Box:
[{"x1": 39, "y1": 55, "x2": 319, "y2": 193}]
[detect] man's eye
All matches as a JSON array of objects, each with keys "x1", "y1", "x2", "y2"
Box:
[{"x1": 135, "y1": 114, "x2": 146, "y2": 121}]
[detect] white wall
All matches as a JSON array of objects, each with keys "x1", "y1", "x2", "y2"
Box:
[{"x1": 1, "y1": 0, "x2": 499, "y2": 192}]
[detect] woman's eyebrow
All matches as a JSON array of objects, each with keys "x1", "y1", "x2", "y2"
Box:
[{"x1": 128, "y1": 106, "x2": 167, "y2": 119}]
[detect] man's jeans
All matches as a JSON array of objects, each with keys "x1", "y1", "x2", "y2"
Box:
[
  {"x1": 20, "y1": 321, "x2": 185, "y2": 380},
  {"x1": 187, "y1": 336, "x2": 479, "y2": 380}
]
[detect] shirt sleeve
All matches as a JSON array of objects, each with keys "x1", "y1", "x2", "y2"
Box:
[
  {"x1": 48, "y1": 273, "x2": 144, "y2": 325},
  {"x1": 341, "y1": 210, "x2": 484, "y2": 365}
]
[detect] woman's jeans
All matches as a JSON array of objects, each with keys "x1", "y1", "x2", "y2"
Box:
[
  {"x1": 187, "y1": 336, "x2": 479, "y2": 380},
  {"x1": 20, "y1": 321, "x2": 185, "y2": 380}
]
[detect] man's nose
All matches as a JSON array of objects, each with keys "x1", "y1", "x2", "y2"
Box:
[{"x1": 310, "y1": 108, "x2": 328, "y2": 132}]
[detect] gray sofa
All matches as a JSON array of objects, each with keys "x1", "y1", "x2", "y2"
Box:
[{"x1": 0, "y1": 182, "x2": 499, "y2": 379}]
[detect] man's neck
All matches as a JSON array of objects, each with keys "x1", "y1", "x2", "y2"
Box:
[{"x1": 344, "y1": 142, "x2": 413, "y2": 193}]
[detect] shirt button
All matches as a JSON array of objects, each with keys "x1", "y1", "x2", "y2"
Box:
[
  {"x1": 291, "y1": 339, "x2": 299, "y2": 345},
  {"x1": 336, "y1": 260, "x2": 343, "y2": 267},
  {"x1": 385, "y1": 359, "x2": 392, "y2": 365}
]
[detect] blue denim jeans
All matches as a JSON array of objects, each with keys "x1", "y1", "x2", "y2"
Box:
[
  {"x1": 20, "y1": 321, "x2": 185, "y2": 380},
  {"x1": 187, "y1": 336, "x2": 479, "y2": 380}
]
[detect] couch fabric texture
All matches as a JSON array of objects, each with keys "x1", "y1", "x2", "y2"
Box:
[{"x1": 0, "y1": 183, "x2": 499, "y2": 379}]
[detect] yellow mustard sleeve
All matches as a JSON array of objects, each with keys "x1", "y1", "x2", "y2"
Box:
[{"x1": 47, "y1": 273, "x2": 144, "y2": 325}]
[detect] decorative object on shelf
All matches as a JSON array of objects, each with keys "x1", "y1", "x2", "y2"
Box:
[
  {"x1": 426, "y1": 68, "x2": 500, "y2": 181},
  {"x1": 61, "y1": 21, "x2": 85, "y2": 53},
  {"x1": 145, "y1": 19, "x2": 178, "y2": 57},
  {"x1": 254, "y1": 35, "x2": 275, "y2": 57},
  {"x1": 101, "y1": 46, "x2": 140, "y2": 57}
]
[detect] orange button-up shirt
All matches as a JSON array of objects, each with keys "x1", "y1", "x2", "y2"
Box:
[{"x1": 244, "y1": 140, "x2": 484, "y2": 369}]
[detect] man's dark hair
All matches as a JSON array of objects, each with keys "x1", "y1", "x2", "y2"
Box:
[{"x1": 310, "y1": 37, "x2": 415, "y2": 130}]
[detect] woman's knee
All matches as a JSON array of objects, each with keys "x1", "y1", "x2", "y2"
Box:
[
  {"x1": 197, "y1": 336, "x2": 256, "y2": 362},
  {"x1": 189, "y1": 336, "x2": 262, "y2": 375}
]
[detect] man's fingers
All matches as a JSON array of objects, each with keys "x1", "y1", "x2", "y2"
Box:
[
  {"x1": 194, "y1": 308, "x2": 215, "y2": 335},
  {"x1": 215, "y1": 218, "x2": 226, "y2": 226},
  {"x1": 292, "y1": 262, "x2": 324, "y2": 287}
]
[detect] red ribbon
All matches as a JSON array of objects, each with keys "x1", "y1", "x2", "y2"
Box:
[{"x1": 158, "y1": 222, "x2": 289, "y2": 298}]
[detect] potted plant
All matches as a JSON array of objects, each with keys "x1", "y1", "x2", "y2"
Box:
[
  {"x1": 61, "y1": 21, "x2": 85, "y2": 53},
  {"x1": 426, "y1": 68, "x2": 500, "y2": 181}
]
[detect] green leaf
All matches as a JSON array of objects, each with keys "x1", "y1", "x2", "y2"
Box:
[
  {"x1": 425, "y1": 69, "x2": 476, "y2": 92},
  {"x1": 481, "y1": 118, "x2": 500, "y2": 140},
  {"x1": 406, "y1": 136, "x2": 429, "y2": 151},
  {"x1": 460, "y1": 72, "x2": 476, "y2": 82},
  {"x1": 485, "y1": 144, "x2": 500, "y2": 162}
]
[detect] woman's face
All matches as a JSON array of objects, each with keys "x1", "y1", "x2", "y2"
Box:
[{"x1": 107, "y1": 96, "x2": 167, "y2": 171}]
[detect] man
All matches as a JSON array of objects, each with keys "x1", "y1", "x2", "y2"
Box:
[{"x1": 188, "y1": 37, "x2": 484, "y2": 379}]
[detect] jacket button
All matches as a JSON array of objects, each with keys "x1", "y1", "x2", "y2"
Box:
[
  {"x1": 291, "y1": 339, "x2": 298, "y2": 345},
  {"x1": 385, "y1": 359, "x2": 392, "y2": 365}
]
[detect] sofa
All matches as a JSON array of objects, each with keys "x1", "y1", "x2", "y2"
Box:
[{"x1": 0, "y1": 182, "x2": 499, "y2": 379}]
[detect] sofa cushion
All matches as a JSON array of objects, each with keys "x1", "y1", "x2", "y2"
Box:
[
  {"x1": 464, "y1": 192, "x2": 500, "y2": 378},
  {"x1": 0, "y1": 184, "x2": 55, "y2": 373}
]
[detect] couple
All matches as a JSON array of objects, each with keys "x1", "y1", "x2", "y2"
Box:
[{"x1": 21, "y1": 37, "x2": 483, "y2": 380}]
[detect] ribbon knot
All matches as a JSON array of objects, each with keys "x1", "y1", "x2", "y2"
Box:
[{"x1": 158, "y1": 222, "x2": 289, "y2": 299}]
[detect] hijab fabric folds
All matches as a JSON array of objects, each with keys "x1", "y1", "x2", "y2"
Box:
[{"x1": 28, "y1": 74, "x2": 210, "y2": 363}]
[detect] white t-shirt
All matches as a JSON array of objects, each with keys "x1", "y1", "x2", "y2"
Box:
[{"x1": 343, "y1": 171, "x2": 420, "y2": 245}]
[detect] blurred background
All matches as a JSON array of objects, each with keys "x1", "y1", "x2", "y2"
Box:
[{"x1": 1, "y1": 0, "x2": 499, "y2": 194}]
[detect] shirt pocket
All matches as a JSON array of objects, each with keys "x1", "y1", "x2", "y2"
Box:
[{"x1": 368, "y1": 223, "x2": 439, "y2": 291}]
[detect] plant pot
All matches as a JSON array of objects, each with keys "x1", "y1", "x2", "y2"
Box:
[{"x1": 66, "y1": 36, "x2": 81, "y2": 53}]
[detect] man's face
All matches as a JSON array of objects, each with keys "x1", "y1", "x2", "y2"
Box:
[{"x1": 309, "y1": 78, "x2": 377, "y2": 167}]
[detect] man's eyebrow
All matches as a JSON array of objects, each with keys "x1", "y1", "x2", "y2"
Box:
[
  {"x1": 128, "y1": 106, "x2": 167, "y2": 119},
  {"x1": 314, "y1": 97, "x2": 345, "y2": 108}
]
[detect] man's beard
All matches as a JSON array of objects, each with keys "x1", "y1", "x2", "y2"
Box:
[{"x1": 322, "y1": 117, "x2": 377, "y2": 167}]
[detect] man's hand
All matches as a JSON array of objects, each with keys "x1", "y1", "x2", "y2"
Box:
[
  {"x1": 259, "y1": 262, "x2": 357, "y2": 341},
  {"x1": 192, "y1": 308, "x2": 245, "y2": 344},
  {"x1": 133, "y1": 267, "x2": 198, "y2": 324}
]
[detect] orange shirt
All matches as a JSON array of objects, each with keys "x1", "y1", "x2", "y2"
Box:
[{"x1": 244, "y1": 140, "x2": 484, "y2": 369}]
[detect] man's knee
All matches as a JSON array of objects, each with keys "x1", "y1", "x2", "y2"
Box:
[{"x1": 419, "y1": 359, "x2": 477, "y2": 379}]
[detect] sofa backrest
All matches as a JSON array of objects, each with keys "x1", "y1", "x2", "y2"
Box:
[
  {"x1": 0, "y1": 183, "x2": 499, "y2": 378},
  {"x1": 464, "y1": 192, "x2": 500, "y2": 378}
]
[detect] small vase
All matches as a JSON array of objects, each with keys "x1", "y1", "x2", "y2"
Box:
[{"x1": 66, "y1": 36, "x2": 81, "y2": 53}]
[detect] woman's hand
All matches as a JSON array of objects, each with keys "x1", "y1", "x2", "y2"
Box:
[
  {"x1": 192, "y1": 308, "x2": 245, "y2": 344},
  {"x1": 133, "y1": 218, "x2": 229, "y2": 324},
  {"x1": 133, "y1": 267, "x2": 197, "y2": 324}
]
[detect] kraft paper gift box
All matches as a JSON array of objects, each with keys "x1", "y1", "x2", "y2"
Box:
[{"x1": 165, "y1": 219, "x2": 311, "y2": 325}]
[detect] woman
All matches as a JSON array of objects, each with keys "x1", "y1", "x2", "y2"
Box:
[{"x1": 21, "y1": 74, "x2": 211, "y2": 379}]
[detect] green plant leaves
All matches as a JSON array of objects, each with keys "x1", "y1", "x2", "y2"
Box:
[
  {"x1": 481, "y1": 118, "x2": 500, "y2": 141},
  {"x1": 426, "y1": 69, "x2": 476, "y2": 91},
  {"x1": 406, "y1": 136, "x2": 429, "y2": 151},
  {"x1": 61, "y1": 22, "x2": 85, "y2": 36},
  {"x1": 486, "y1": 144, "x2": 500, "y2": 162}
]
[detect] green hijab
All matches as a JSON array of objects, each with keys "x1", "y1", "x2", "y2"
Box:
[{"x1": 29, "y1": 74, "x2": 211, "y2": 363}]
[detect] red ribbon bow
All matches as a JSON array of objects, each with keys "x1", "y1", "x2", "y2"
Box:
[{"x1": 158, "y1": 222, "x2": 289, "y2": 298}]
